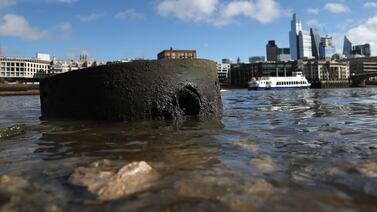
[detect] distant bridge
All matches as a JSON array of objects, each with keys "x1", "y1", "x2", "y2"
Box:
[{"x1": 350, "y1": 72, "x2": 377, "y2": 86}]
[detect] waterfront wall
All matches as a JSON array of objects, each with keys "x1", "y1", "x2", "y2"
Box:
[
  {"x1": 40, "y1": 59, "x2": 223, "y2": 122},
  {"x1": 311, "y1": 80, "x2": 351, "y2": 89}
]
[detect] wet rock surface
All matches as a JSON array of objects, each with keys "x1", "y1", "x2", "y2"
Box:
[
  {"x1": 40, "y1": 59, "x2": 223, "y2": 121},
  {"x1": 0, "y1": 124, "x2": 26, "y2": 139},
  {"x1": 69, "y1": 161, "x2": 159, "y2": 200}
]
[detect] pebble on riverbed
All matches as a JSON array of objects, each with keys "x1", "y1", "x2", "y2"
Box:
[
  {"x1": 0, "y1": 175, "x2": 28, "y2": 192},
  {"x1": 0, "y1": 124, "x2": 27, "y2": 139},
  {"x1": 250, "y1": 155, "x2": 278, "y2": 174},
  {"x1": 369, "y1": 145, "x2": 377, "y2": 151},
  {"x1": 69, "y1": 161, "x2": 159, "y2": 201},
  {"x1": 358, "y1": 163, "x2": 377, "y2": 178}
]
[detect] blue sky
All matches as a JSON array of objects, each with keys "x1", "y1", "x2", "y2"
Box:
[{"x1": 0, "y1": 0, "x2": 376, "y2": 62}]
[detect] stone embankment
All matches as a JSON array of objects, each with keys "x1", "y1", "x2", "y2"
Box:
[{"x1": 40, "y1": 59, "x2": 223, "y2": 122}]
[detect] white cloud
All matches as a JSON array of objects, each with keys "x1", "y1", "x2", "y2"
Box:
[
  {"x1": 0, "y1": 0, "x2": 16, "y2": 8},
  {"x1": 324, "y1": 3, "x2": 349, "y2": 14},
  {"x1": 157, "y1": 0, "x2": 285, "y2": 26},
  {"x1": 364, "y1": 1, "x2": 377, "y2": 9},
  {"x1": 54, "y1": 21, "x2": 72, "y2": 40},
  {"x1": 221, "y1": 1, "x2": 254, "y2": 19},
  {"x1": 77, "y1": 11, "x2": 104, "y2": 22},
  {"x1": 346, "y1": 15, "x2": 377, "y2": 56},
  {"x1": 307, "y1": 19, "x2": 323, "y2": 28},
  {"x1": 47, "y1": 0, "x2": 79, "y2": 3},
  {"x1": 157, "y1": 0, "x2": 218, "y2": 23},
  {"x1": 115, "y1": 9, "x2": 143, "y2": 20},
  {"x1": 57, "y1": 22, "x2": 72, "y2": 32},
  {"x1": 307, "y1": 8, "x2": 319, "y2": 15},
  {"x1": 0, "y1": 14, "x2": 48, "y2": 41}
]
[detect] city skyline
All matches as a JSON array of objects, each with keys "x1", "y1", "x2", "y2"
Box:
[{"x1": 0, "y1": 0, "x2": 376, "y2": 62}]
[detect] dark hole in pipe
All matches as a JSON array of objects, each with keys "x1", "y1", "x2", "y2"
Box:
[{"x1": 178, "y1": 87, "x2": 201, "y2": 116}]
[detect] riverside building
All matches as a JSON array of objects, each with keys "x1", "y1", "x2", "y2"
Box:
[
  {"x1": 217, "y1": 63, "x2": 231, "y2": 85},
  {"x1": 348, "y1": 57, "x2": 377, "y2": 82},
  {"x1": 230, "y1": 61, "x2": 296, "y2": 87},
  {"x1": 51, "y1": 54, "x2": 103, "y2": 75},
  {"x1": 0, "y1": 53, "x2": 51, "y2": 79},
  {"x1": 303, "y1": 60, "x2": 349, "y2": 82},
  {"x1": 157, "y1": 48, "x2": 197, "y2": 60}
]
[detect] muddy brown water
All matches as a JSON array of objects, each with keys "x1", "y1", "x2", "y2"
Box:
[{"x1": 0, "y1": 88, "x2": 377, "y2": 211}]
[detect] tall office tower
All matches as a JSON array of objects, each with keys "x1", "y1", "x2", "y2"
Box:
[
  {"x1": 266, "y1": 40, "x2": 279, "y2": 61},
  {"x1": 343, "y1": 36, "x2": 353, "y2": 55},
  {"x1": 319, "y1": 35, "x2": 336, "y2": 59},
  {"x1": 353, "y1": 44, "x2": 371, "y2": 57},
  {"x1": 289, "y1": 13, "x2": 302, "y2": 60},
  {"x1": 298, "y1": 30, "x2": 313, "y2": 59},
  {"x1": 249, "y1": 56, "x2": 265, "y2": 63},
  {"x1": 310, "y1": 28, "x2": 320, "y2": 59},
  {"x1": 277, "y1": 48, "x2": 291, "y2": 61},
  {"x1": 222, "y1": 58, "x2": 232, "y2": 64}
]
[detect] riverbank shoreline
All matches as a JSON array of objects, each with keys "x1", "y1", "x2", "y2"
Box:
[
  {"x1": 0, "y1": 84, "x2": 40, "y2": 96},
  {"x1": 0, "y1": 90, "x2": 40, "y2": 96}
]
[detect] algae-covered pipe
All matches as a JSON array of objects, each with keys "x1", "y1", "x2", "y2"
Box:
[{"x1": 40, "y1": 59, "x2": 223, "y2": 122}]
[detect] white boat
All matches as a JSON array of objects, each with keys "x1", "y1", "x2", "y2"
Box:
[{"x1": 248, "y1": 72, "x2": 311, "y2": 90}]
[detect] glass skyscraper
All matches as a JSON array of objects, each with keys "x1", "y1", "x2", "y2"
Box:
[
  {"x1": 298, "y1": 30, "x2": 313, "y2": 59},
  {"x1": 310, "y1": 28, "x2": 320, "y2": 59},
  {"x1": 353, "y1": 44, "x2": 371, "y2": 57},
  {"x1": 289, "y1": 14, "x2": 302, "y2": 60},
  {"x1": 343, "y1": 36, "x2": 353, "y2": 55},
  {"x1": 290, "y1": 13, "x2": 312, "y2": 60},
  {"x1": 319, "y1": 36, "x2": 336, "y2": 59}
]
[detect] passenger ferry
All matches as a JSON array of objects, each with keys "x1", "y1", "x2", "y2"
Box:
[{"x1": 248, "y1": 72, "x2": 311, "y2": 90}]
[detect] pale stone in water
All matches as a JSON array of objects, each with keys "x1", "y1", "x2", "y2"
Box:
[
  {"x1": 248, "y1": 179, "x2": 275, "y2": 199},
  {"x1": 0, "y1": 175, "x2": 28, "y2": 192},
  {"x1": 250, "y1": 155, "x2": 278, "y2": 174},
  {"x1": 69, "y1": 161, "x2": 158, "y2": 201},
  {"x1": 235, "y1": 140, "x2": 259, "y2": 153},
  {"x1": 358, "y1": 163, "x2": 377, "y2": 178}
]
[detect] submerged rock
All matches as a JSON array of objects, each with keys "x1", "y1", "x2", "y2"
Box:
[
  {"x1": 250, "y1": 155, "x2": 278, "y2": 174},
  {"x1": 0, "y1": 124, "x2": 27, "y2": 139},
  {"x1": 369, "y1": 145, "x2": 377, "y2": 151},
  {"x1": 0, "y1": 175, "x2": 28, "y2": 192},
  {"x1": 234, "y1": 140, "x2": 259, "y2": 153},
  {"x1": 69, "y1": 161, "x2": 159, "y2": 201},
  {"x1": 248, "y1": 179, "x2": 275, "y2": 199},
  {"x1": 358, "y1": 163, "x2": 377, "y2": 178}
]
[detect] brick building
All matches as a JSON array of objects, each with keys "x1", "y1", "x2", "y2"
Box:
[{"x1": 157, "y1": 48, "x2": 197, "y2": 60}]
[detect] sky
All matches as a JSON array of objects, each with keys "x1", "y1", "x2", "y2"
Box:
[{"x1": 0, "y1": 0, "x2": 376, "y2": 62}]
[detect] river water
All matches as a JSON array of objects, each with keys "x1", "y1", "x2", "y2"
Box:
[{"x1": 1, "y1": 88, "x2": 377, "y2": 211}]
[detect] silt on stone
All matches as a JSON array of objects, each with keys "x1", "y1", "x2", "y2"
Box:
[{"x1": 40, "y1": 59, "x2": 223, "y2": 121}]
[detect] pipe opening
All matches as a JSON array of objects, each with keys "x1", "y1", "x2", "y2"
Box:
[{"x1": 178, "y1": 87, "x2": 201, "y2": 116}]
